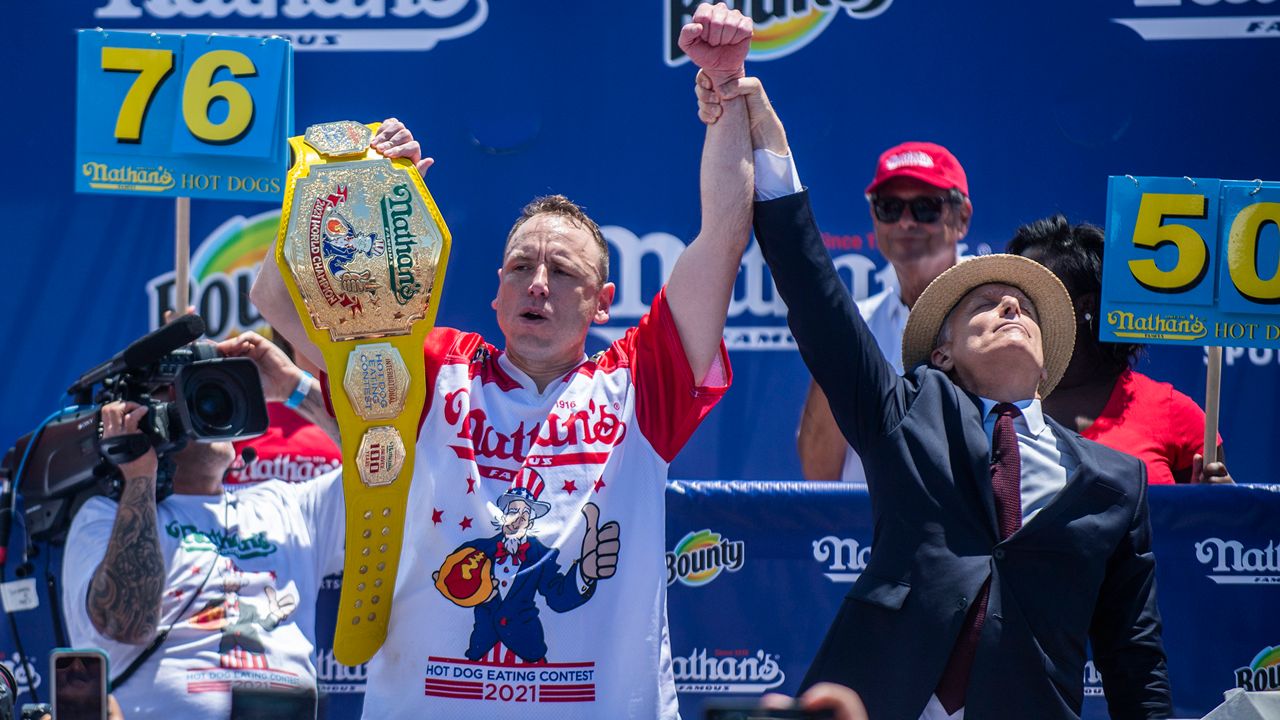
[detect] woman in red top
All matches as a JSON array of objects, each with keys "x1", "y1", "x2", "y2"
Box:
[{"x1": 1008, "y1": 215, "x2": 1232, "y2": 484}]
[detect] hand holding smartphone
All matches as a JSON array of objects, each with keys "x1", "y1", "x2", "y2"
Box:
[{"x1": 50, "y1": 649, "x2": 108, "y2": 720}]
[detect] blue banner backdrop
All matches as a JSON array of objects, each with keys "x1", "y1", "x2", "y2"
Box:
[{"x1": 2, "y1": 483, "x2": 1277, "y2": 719}]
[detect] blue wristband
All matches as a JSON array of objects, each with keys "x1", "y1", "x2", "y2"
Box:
[{"x1": 285, "y1": 371, "x2": 314, "y2": 409}]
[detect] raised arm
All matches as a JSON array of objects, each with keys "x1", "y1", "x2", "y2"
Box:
[
  {"x1": 216, "y1": 331, "x2": 339, "y2": 444},
  {"x1": 663, "y1": 3, "x2": 754, "y2": 384},
  {"x1": 87, "y1": 401, "x2": 164, "y2": 644}
]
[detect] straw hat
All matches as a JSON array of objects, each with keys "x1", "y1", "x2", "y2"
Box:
[{"x1": 900, "y1": 254, "x2": 1076, "y2": 398}]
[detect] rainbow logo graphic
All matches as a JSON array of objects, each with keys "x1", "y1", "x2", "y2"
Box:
[
  {"x1": 146, "y1": 210, "x2": 282, "y2": 339},
  {"x1": 664, "y1": 0, "x2": 895, "y2": 66},
  {"x1": 1236, "y1": 646, "x2": 1280, "y2": 691},
  {"x1": 665, "y1": 529, "x2": 746, "y2": 587}
]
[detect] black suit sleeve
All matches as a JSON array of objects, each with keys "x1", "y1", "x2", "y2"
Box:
[
  {"x1": 753, "y1": 191, "x2": 904, "y2": 451},
  {"x1": 1089, "y1": 466, "x2": 1173, "y2": 719}
]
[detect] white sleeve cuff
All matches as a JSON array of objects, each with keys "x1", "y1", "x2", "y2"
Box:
[{"x1": 754, "y1": 148, "x2": 803, "y2": 201}]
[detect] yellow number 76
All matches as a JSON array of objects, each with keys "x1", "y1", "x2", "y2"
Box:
[{"x1": 100, "y1": 46, "x2": 256, "y2": 144}]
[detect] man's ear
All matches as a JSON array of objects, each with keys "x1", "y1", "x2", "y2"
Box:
[
  {"x1": 594, "y1": 282, "x2": 616, "y2": 324},
  {"x1": 953, "y1": 197, "x2": 973, "y2": 234},
  {"x1": 931, "y1": 343, "x2": 954, "y2": 372},
  {"x1": 491, "y1": 267, "x2": 502, "y2": 311}
]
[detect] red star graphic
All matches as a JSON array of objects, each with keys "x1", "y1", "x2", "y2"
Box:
[
  {"x1": 190, "y1": 566, "x2": 202, "y2": 576},
  {"x1": 432, "y1": 508, "x2": 444, "y2": 525},
  {"x1": 460, "y1": 516, "x2": 473, "y2": 530},
  {"x1": 593, "y1": 478, "x2": 607, "y2": 493},
  {"x1": 465, "y1": 477, "x2": 477, "y2": 494},
  {"x1": 562, "y1": 480, "x2": 578, "y2": 494},
  {"x1": 169, "y1": 589, "x2": 184, "y2": 599},
  {"x1": 268, "y1": 570, "x2": 277, "y2": 581}
]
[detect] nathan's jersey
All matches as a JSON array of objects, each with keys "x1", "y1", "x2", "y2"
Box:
[{"x1": 362, "y1": 288, "x2": 729, "y2": 720}]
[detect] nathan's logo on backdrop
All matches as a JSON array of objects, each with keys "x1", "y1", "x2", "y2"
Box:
[
  {"x1": 82, "y1": 161, "x2": 175, "y2": 193},
  {"x1": 1106, "y1": 310, "x2": 1207, "y2": 342},
  {"x1": 812, "y1": 535, "x2": 871, "y2": 583},
  {"x1": 666, "y1": 529, "x2": 745, "y2": 587},
  {"x1": 1114, "y1": 0, "x2": 1280, "y2": 41},
  {"x1": 673, "y1": 647, "x2": 785, "y2": 693},
  {"x1": 90, "y1": 0, "x2": 488, "y2": 52},
  {"x1": 147, "y1": 210, "x2": 279, "y2": 338},
  {"x1": 0, "y1": 653, "x2": 42, "y2": 697},
  {"x1": 1236, "y1": 646, "x2": 1280, "y2": 691},
  {"x1": 316, "y1": 648, "x2": 367, "y2": 693},
  {"x1": 1195, "y1": 537, "x2": 1280, "y2": 584},
  {"x1": 593, "y1": 225, "x2": 890, "y2": 351},
  {"x1": 1083, "y1": 661, "x2": 1104, "y2": 697},
  {"x1": 665, "y1": 0, "x2": 894, "y2": 65}
]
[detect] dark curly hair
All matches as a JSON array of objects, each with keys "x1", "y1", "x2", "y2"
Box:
[{"x1": 1006, "y1": 214, "x2": 1142, "y2": 370}]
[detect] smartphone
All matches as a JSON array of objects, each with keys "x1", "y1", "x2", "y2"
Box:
[
  {"x1": 50, "y1": 648, "x2": 108, "y2": 720},
  {"x1": 704, "y1": 699, "x2": 835, "y2": 720}
]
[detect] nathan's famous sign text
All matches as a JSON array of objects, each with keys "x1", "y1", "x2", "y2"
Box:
[{"x1": 1101, "y1": 176, "x2": 1280, "y2": 349}]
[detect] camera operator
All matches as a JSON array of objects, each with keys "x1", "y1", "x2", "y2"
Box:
[{"x1": 60, "y1": 332, "x2": 342, "y2": 720}]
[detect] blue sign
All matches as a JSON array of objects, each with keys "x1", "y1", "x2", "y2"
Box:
[
  {"x1": 1101, "y1": 176, "x2": 1280, "y2": 348},
  {"x1": 75, "y1": 30, "x2": 292, "y2": 201}
]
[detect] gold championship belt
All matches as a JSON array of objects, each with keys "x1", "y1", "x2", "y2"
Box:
[{"x1": 274, "y1": 121, "x2": 450, "y2": 665}]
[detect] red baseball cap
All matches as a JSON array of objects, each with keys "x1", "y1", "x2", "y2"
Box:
[{"x1": 865, "y1": 141, "x2": 969, "y2": 197}]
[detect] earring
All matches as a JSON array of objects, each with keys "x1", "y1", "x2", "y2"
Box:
[{"x1": 1083, "y1": 312, "x2": 1093, "y2": 322}]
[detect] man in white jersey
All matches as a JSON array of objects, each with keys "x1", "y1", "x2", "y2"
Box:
[
  {"x1": 253, "y1": 5, "x2": 755, "y2": 717},
  {"x1": 62, "y1": 331, "x2": 341, "y2": 719}
]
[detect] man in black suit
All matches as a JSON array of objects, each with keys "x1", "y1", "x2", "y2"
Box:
[{"x1": 696, "y1": 76, "x2": 1171, "y2": 719}]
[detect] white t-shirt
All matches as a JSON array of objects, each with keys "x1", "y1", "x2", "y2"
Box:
[
  {"x1": 361, "y1": 288, "x2": 729, "y2": 720},
  {"x1": 62, "y1": 470, "x2": 345, "y2": 719}
]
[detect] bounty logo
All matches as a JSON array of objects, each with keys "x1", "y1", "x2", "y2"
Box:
[
  {"x1": 666, "y1": 529, "x2": 745, "y2": 587},
  {"x1": 1236, "y1": 646, "x2": 1280, "y2": 691},
  {"x1": 1195, "y1": 537, "x2": 1280, "y2": 584},
  {"x1": 90, "y1": 0, "x2": 488, "y2": 53},
  {"x1": 1113, "y1": 0, "x2": 1280, "y2": 41},
  {"x1": 665, "y1": 0, "x2": 894, "y2": 66},
  {"x1": 673, "y1": 648, "x2": 786, "y2": 693},
  {"x1": 147, "y1": 210, "x2": 280, "y2": 339},
  {"x1": 812, "y1": 535, "x2": 871, "y2": 583}
]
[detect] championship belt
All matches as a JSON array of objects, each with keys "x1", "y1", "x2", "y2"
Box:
[{"x1": 274, "y1": 121, "x2": 450, "y2": 665}]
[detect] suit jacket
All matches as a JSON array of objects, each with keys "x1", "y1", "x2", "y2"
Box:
[
  {"x1": 461, "y1": 534, "x2": 593, "y2": 662},
  {"x1": 755, "y1": 191, "x2": 1171, "y2": 720}
]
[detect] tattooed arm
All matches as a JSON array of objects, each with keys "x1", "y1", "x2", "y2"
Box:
[{"x1": 87, "y1": 401, "x2": 165, "y2": 645}]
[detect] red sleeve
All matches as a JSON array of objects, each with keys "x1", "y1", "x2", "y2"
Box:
[
  {"x1": 1165, "y1": 384, "x2": 1220, "y2": 471},
  {"x1": 419, "y1": 326, "x2": 475, "y2": 431},
  {"x1": 605, "y1": 286, "x2": 731, "y2": 462}
]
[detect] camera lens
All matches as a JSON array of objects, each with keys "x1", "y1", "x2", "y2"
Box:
[{"x1": 192, "y1": 381, "x2": 235, "y2": 431}]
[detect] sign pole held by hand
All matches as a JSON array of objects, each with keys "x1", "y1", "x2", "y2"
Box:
[
  {"x1": 175, "y1": 196, "x2": 190, "y2": 315},
  {"x1": 1204, "y1": 346, "x2": 1222, "y2": 465}
]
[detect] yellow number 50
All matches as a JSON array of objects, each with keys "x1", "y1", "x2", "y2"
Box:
[
  {"x1": 1128, "y1": 193, "x2": 1210, "y2": 294},
  {"x1": 100, "y1": 46, "x2": 256, "y2": 144}
]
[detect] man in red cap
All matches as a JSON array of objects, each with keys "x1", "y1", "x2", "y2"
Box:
[{"x1": 797, "y1": 140, "x2": 973, "y2": 482}]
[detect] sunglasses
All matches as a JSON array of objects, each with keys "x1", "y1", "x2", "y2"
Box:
[{"x1": 869, "y1": 195, "x2": 956, "y2": 224}]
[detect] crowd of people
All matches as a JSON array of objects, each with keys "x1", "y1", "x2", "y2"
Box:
[{"x1": 55, "y1": 4, "x2": 1236, "y2": 719}]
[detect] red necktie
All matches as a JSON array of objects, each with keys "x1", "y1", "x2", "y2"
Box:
[{"x1": 935, "y1": 403, "x2": 1022, "y2": 713}]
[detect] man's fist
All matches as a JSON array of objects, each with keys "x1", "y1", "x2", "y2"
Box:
[
  {"x1": 678, "y1": 3, "x2": 753, "y2": 85},
  {"x1": 579, "y1": 502, "x2": 620, "y2": 581}
]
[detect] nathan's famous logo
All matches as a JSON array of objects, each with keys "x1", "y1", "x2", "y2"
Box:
[
  {"x1": 147, "y1": 209, "x2": 279, "y2": 338},
  {"x1": 666, "y1": 529, "x2": 745, "y2": 587},
  {"x1": 673, "y1": 647, "x2": 785, "y2": 693},
  {"x1": 812, "y1": 535, "x2": 871, "y2": 583},
  {"x1": 82, "y1": 161, "x2": 175, "y2": 193},
  {"x1": 665, "y1": 0, "x2": 893, "y2": 66},
  {"x1": 381, "y1": 183, "x2": 424, "y2": 304},
  {"x1": 1113, "y1": 0, "x2": 1280, "y2": 41},
  {"x1": 443, "y1": 388, "x2": 627, "y2": 472},
  {"x1": 1106, "y1": 310, "x2": 1207, "y2": 341},
  {"x1": 1236, "y1": 646, "x2": 1280, "y2": 691},
  {"x1": 1, "y1": 653, "x2": 42, "y2": 697},
  {"x1": 316, "y1": 647, "x2": 368, "y2": 694},
  {"x1": 166, "y1": 521, "x2": 278, "y2": 559},
  {"x1": 594, "y1": 226, "x2": 881, "y2": 351},
  {"x1": 1195, "y1": 537, "x2": 1280, "y2": 584},
  {"x1": 91, "y1": 0, "x2": 489, "y2": 53}
]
